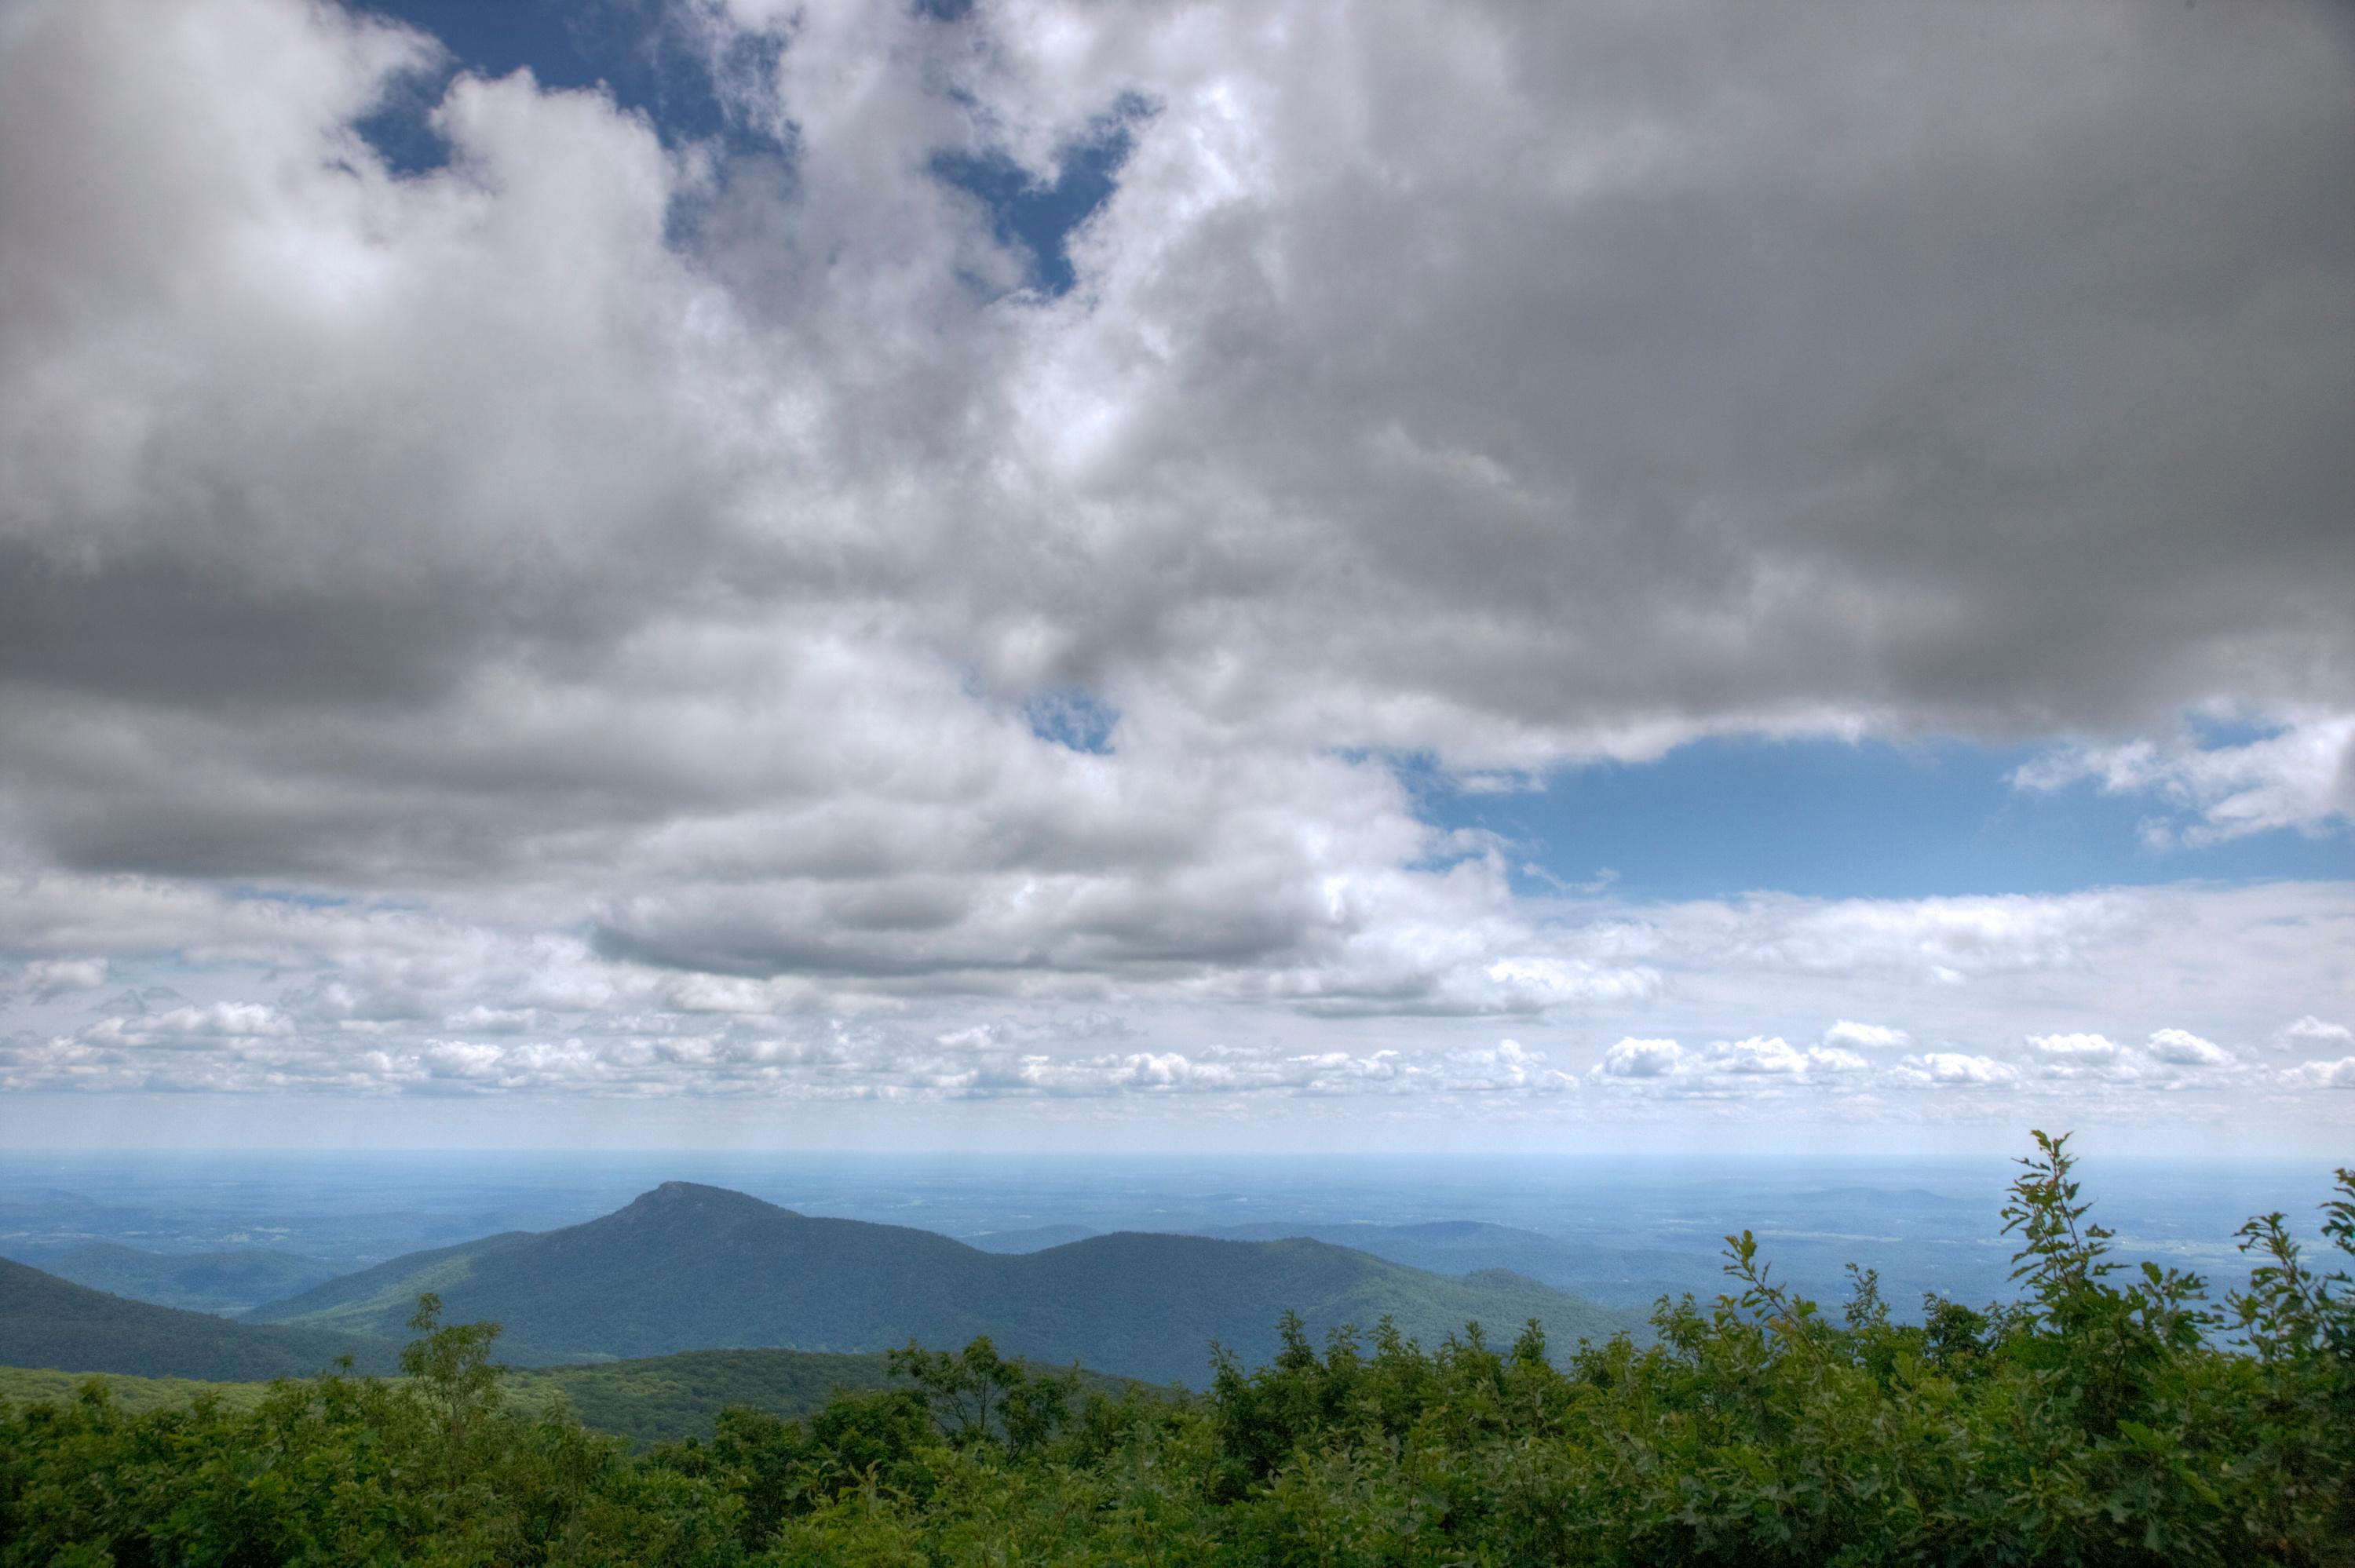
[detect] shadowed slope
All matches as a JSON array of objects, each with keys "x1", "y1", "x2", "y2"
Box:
[{"x1": 0, "y1": 1258, "x2": 396, "y2": 1380}]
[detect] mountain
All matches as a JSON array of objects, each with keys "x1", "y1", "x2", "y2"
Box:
[
  {"x1": 34, "y1": 1242, "x2": 344, "y2": 1315},
  {"x1": 253, "y1": 1182, "x2": 1627, "y2": 1386},
  {"x1": 1207, "y1": 1220, "x2": 1701, "y2": 1308},
  {"x1": 0, "y1": 1257, "x2": 397, "y2": 1380}
]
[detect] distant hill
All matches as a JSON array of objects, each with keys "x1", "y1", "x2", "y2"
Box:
[
  {"x1": 34, "y1": 1242, "x2": 343, "y2": 1316},
  {"x1": 253, "y1": 1182, "x2": 1627, "y2": 1386},
  {"x1": 1207, "y1": 1219, "x2": 1701, "y2": 1309},
  {"x1": 963, "y1": 1223, "x2": 1100, "y2": 1253},
  {"x1": 248, "y1": 1231, "x2": 535, "y2": 1329},
  {"x1": 0, "y1": 1258, "x2": 396, "y2": 1381}
]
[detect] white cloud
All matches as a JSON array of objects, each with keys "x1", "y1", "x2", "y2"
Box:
[
  {"x1": 2279, "y1": 1016, "x2": 2353, "y2": 1052},
  {"x1": 2023, "y1": 1031, "x2": 2138, "y2": 1081},
  {"x1": 2144, "y1": 1027, "x2": 2232, "y2": 1068},
  {"x1": 1824, "y1": 1019, "x2": 1908, "y2": 1051},
  {"x1": 1668, "y1": 892, "x2": 2144, "y2": 985},
  {"x1": 1709, "y1": 1036, "x2": 1806, "y2": 1075},
  {"x1": 1892, "y1": 1053, "x2": 2021, "y2": 1088},
  {"x1": 83, "y1": 1002, "x2": 297, "y2": 1045},
  {"x1": 2014, "y1": 715, "x2": 2355, "y2": 845},
  {"x1": 1704, "y1": 1036, "x2": 1867, "y2": 1077},
  {"x1": 2283, "y1": 1057, "x2": 2355, "y2": 1091},
  {"x1": 1601, "y1": 1037, "x2": 1681, "y2": 1078},
  {"x1": 0, "y1": 870, "x2": 2344, "y2": 1125},
  {"x1": 1440, "y1": 1038, "x2": 1578, "y2": 1093},
  {"x1": 2028, "y1": 1032, "x2": 2123, "y2": 1063},
  {"x1": 20, "y1": 957, "x2": 108, "y2": 999}
]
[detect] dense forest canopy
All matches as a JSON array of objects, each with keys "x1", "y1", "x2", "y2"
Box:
[{"x1": 3, "y1": 1133, "x2": 2350, "y2": 1566}]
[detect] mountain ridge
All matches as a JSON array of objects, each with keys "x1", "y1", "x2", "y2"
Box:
[
  {"x1": 0, "y1": 1257, "x2": 396, "y2": 1381},
  {"x1": 254, "y1": 1182, "x2": 1630, "y2": 1386}
]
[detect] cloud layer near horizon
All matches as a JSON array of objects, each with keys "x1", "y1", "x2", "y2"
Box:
[{"x1": 1, "y1": 0, "x2": 2350, "y2": 1137}]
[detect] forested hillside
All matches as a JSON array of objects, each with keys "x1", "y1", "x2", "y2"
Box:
[
  {"x1": 0, "y1": 1346, "x2": 1134, "y2": 1449},
  {"x1": 251, "y1": 1182, "x2": 1623, "y2": 1385},
  {"x1": 0, "y1": 1259, "x2": 396, "y2": 1380},
  {"x1": 506, "y1": 1347, "x2": 1144, "y2": 1447},
  {"x1": 3, "y1": 1136, "x2": 2349, "y2": 1566}
]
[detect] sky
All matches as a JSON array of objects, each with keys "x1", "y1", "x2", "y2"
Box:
[{"x1": 0, "y1": 0, "x2": 2350, "y2": 1156}]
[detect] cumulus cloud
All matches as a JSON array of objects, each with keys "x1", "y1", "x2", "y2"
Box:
[
  {"x1": 2028, "y1": 1033, "x2": 2123, "y2": 1063},
  {"x1": 1824, "y1": 1020, "x2": 1908, "y2": 1052},
  {"x1": 2278, "y1": 1016, "x2": 2353, "y2": 1052},
  {"x1": 1704, "y1": 1037, "x2": 1867, "y2": 1077},
  {"x1": 1893, "y1": 1053, "x2": 2021, "y2": 1088},
  {"x1": 1601, "y1": 1038, "x2": 1682, "y2": 1078},
  {"x1": 2017, "y1": 1026, "x2": 2246, "y2": 1085},
  {"x1": 2144, "y1": 1028, "x2": 2232, "y2": 1068},
  {"x1": 2284, "y1": 1057, "x2": 2355, "y2": 1091}
]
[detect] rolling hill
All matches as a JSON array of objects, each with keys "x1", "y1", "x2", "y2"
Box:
[
  {"x1": 0, "y1": 1257, "x2": 397, "y2": 1380},
  {"x1": 252, "y1": 1181, "x2": 1627, "y2": 1385},
  {"x1": 1206, "y1": 1220, "x2": 1701, "y2": 1308}
]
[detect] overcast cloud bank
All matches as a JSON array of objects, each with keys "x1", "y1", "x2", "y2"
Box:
[{"x1": 0, "y1": 0, "x2": 2350, "y2": 1147}]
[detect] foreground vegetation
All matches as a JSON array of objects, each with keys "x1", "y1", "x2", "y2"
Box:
[{"x1": 2, "y1": 1133, "x2": 2349, "y2": 1566}]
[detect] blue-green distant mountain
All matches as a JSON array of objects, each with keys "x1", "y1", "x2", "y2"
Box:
[
  {"x1": 0, "y1": 1257, "x2": 396, "y2": 1381},
  {"x1": 1206, "y1": 1220, "x2": 1699, "y2": 1308},
  {"x1": 34, "y1": 1242, "x2": 343, "y2": 1316},
  {"x1": 253, "y1": 1182, "x2": 1627, "y2": 1386}
]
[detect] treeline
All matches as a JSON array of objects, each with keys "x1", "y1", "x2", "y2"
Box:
[{"x1": 2, "y1": 1133, "x2": 2350, "y2": 1566}]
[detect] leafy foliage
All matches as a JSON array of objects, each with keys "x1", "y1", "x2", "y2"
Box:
[
  {"x1": 0, "y1": 1345, "x2": 1141, "y2": 1451},
  {"x1": 0, "y1": 1367, "x2": 272, "y2": 1420},
  {"x1": 3, "y1": 1133, "x2": 2350, "y2": 1566}
]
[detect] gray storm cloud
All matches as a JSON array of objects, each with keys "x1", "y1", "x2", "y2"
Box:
[{"x1": 0, "y1": 0, "x2": 2350, "y2": 1121}]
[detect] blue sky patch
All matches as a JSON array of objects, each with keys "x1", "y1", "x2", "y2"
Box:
[
  {"x1": 1415, "y1": 738, "x2": 2355, "y2": 902},
  {"x1": 352, "y1": 0, "x2": 780, "y2": 173},
  {"x1": 353, "y1": 2, "x2": 1131, "y2": 296},
  {"x1": 932, "y1": 111, "x2": 1140, "y2": 297},
  {"x1": 1024, "y1": 690, "x2": 1120, "y2": 754}
]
